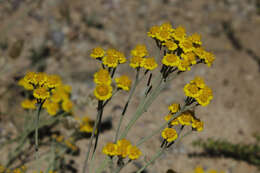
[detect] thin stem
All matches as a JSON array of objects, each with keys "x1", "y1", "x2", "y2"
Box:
[{"x1": 82, "y1": 101, "x2": 103, "y2": 173}]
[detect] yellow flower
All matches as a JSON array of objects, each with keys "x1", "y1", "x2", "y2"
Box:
[
  {"x1": 90, "y1": 47, "x2": 105, "y2": 59},
  {"x1": 193, "y1": 47, "x2": 205, "y2": 59},
  {"x1": 63, "y1": 84, "x2": 72, "y2": 93},
  {"x1": 178, "y1": 59, "x2": 191, "y2": 71},
  {"x1": 46, "y1": 75, "x2": 62, "y2": 88},
  {"x1": 184, "y1": 83, "x2": 200, "y2": 98},
  {"x1": 194, "y1": 166, "x2": 204, "y2": 173},
  {"x1": 102, "y1": 142, "x2": 118, "y2": 156},
  {"x1": 94, "y1": 69, "x2": 111, "y2": 85},
  {"x1": 116, "y1": 51, "x2": 127, "y2": 64},
  {"x1": 156, "y1": 30, "x2": 171, "y2": 42},
  {"x1": 161, "y1": 128, "x2": 178, "y2": 142},
  {"x1": 131, "y1": 44, "x2": 148, "y2": 58},
  {"x1": 160, "y1": 22, "x2": 174, "y2": 32},
  {"x1": 191, "y1": 76, "x2": 205, "y2": 89},
  {"x1": 102, "y1": 54, "x2": 118, "y2": 68},
  {"x1": 141, "y1": 57, "x2": 158, "y2": 70},
  {"x1": 21, "y1": 99, "x2": 37, "y2": 109},
  {"x1": 62, "y1": 99, "x2": 73, "y2": 112},
  {"x1": 172, "y1": 26, "x2": 186, "y2": 41},
  {"x1": 50, "y1": 90, "x2": 65, "y2": 103},
  {"x1": 129, "y1": 56, "x2": 144, "y2": 69},
  {"x1": 147, "y1": 25, "x2": 160, "y2": 38},
  {"x1": 65, "y1": 139, "x2": 77, "y2": 151},
  {"x1": 168, "y1": 103, "x2": 180, "y2": 113},
  {"x1": 179, "y1": 39, "x2": 194, "y2": 53},
  {"x1": 79, "y1": 117, "x2": 93, "y2": 133},
  {"x1": 195, "y1": 86, "x2": 213, "y2": 106},
  {"x1": 24, "y1": 72, "x2": 37, "y2": 84},
  {"x1": 33, "y1": 87, "x2": 50, "y2": 100},
  {"x1": 192, "y1": 119, "x2": 204, "y2": 132},
  {"x1": 115, "y1": 75, "x2": 132, "y2": 91},
  {"x1": 178, "y1": 111, "x2": 193, "y2": 126},
  {"x1": 204, "y1": 51, "x2": 215, "y2": 67},
  {"x1": 163, "y1": 40, "x2": 178, "y2": 51},
  {"x1": 116, "y1": 139, "x2": 131, "y2": 158},
  {"x1": 127, "y1": 145, "x2": 142, "y2": 160},
  {"x1": 18, "y1": 78, "x2": 34, "y2": 90},
  {"x1": 182, "y1": 52, "x2": 197, "y2": 65},
  {"x1": 188, "y1": 33, "x2": 202, "y2": 45},
  {"x1": 164, "y1": 114, "x2": 179, "y2": 126},
  {"x1": 34, "y1": 72, "x2": 48, "y2": 86},
  {"x1": 162, "y1": 54, "x2": 180, "y2": 67},
  {"x1": 46, "y1": 101, "x2": 59, "y2": 116},
  {"x1": 94, "y1": 84, "x2": 113, "y2": 101}
]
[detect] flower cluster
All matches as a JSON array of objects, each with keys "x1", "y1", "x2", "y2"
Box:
[
  {"x1": 184, "y1": 76, "x2": 213, "y2": 106},
  {"x1": 78, "y1": 116, "x2": 94, "y2": 133},
  {"x1": 129, "y1": 44, "x2": 158, "y2": 70},
  {"x1": 19, "y1": 72, "x2": 73, "y2": 115},
  {"x1": 52, "y1": 134, "x2": 78, "y2": 152},
  {"x1": 102, "y1": 139, "x2": 142, "y2": 160},
  {"x1": 147, "y1": 22, "x2": 215, "y2": 73},
  {"x1": 0, "y1": 164, "x2": 26, "y2": 173},
  {"x1": 193, "y1": 166, "x2": 225, "y2": 173}
]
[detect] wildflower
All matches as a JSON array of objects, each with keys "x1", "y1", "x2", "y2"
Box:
[
  {"x1": 46, "y1": 101, "x2": 59, "y2": 116},
  {"x1": 161, "y1": 128, "x2": 178, "y2": 142},
  {"x1": 18, "y1": 78, "x2": 34, "y2": 90},
  {"x1": 129, "y1": 56, "x2": 143, "y2": 69},
  {"x1": 182, "y1": 52, "x2": 197, "y2": 65},
  {"x1": 156, "y1": 30, "x2": 171, "y2": 42},
  {"x1": 115, "y1": 75, "x2": 132, "y2": 91},
  {"x1": 204, "y1": 51, "x2": 215, "y2": 67},
  {"x1": 94, "y1": 69, "x2": 112, "y2": 85},
  {"x1": 160, "y1": 22, "x2": 174, "y2": 32},
  {"x1": 94, "y1": 84, "x2": 113, "y2": 101},
  {"x1": 194, "y1": 166, "x2": 204, "y2": 173},
  {"x1": 192, "y1": 119, "x2": 204, "y2": 132},
  {"x1": 195, "y1": 86, "x2": 213, "y2": 106},
  {"x1": 147, "y1": 25, "x2": 160, "y2": 38},
  {"x1": 178, "y1": 111, "x2": 193, "y2": 126},
  {"x1": 90, "y1": 47, "x2": 105, "y2": 59},
  {"x1": 141, "y1": 57, "x2": 158, "y2": 70},
  {"x1": 131, "y1": 44, "x2": 148, "y2": 58},
  {"x1": 162, "y1": 54, "x2": 180, "y2": 67},
  {"x1": 46, "y1": 75, "x2": 61, "y2": 88},
  {"x1": 102, "y1": 142, "x2": 118, "y2": 156},
  {"x1": 127, "y1": 145, "x2": 142, "y2": 160},
  {"x1": 168, "y1": 103, "x2": 180, "y2": 113},
  {"x1": 79, "y1": 117, "x2": 93, "y2": 133},
  {"x1": 102, "y1": 54, "x2": 118, "y2": 68},
  {"x1": 24, "y1": 72, "x2": 37, "y2": 84},
  {"x1": 63, "y1": 84, "x2": 72, "y2": 93},
  {"x1": 179, "y1": 39, "x2": 194, "y2": 53},
  {"x1": 193, "y1": 47, "x2": 205, "y2": 59},
  {"x1": 51, "y1": 90, "x2": 65, "y2": 103},
  {"x1": 33, "y1": 87, "x2": 50, "y2": 100},
  {"x1": 172, "y1": 26, "x2": 186, "y2": 41},
  {"x1": 116, "y1": 139, "x2": 131, "y2": 158},
  {"x1": 188, "y1": 33, "x2": 202, "y2": 45},
  {"x1": 34, "y1": 72, "x2": 47, "y2": 86},
  {"x1": 21, "y1": 99, "x2": 37, "y2": 109},
  {"x1": 184, "y1": 83, "x2": 200, "y2": 98},
  {"x1": 116, "y1": 51, "x2": 127, "y2": 64},
  {"x1": 178, "y1": 59, "x2": 191, "y2": 71},
  {"x1": 65, "y1": 139, "x2": 77, "y2": 151},
  {"x1": 164, "y1": 114, "x2": 179, "y2": 126},
  {"x1": 163, "y1": 40, "x2": 178, "y2": 51},
  {"x1": 62, "y1": 99, "x2": 73, "y2": 112},
  {"x1": 191, "y1": 76, "x2": 205, "y2": 89}
]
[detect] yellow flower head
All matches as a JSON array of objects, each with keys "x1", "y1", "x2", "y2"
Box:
[
  {"x1": 141, "y1": 57, "x2": 158, "y2": 70},
  {"x1": 184, "y1": 83, "x2": 200, "y2": 98},
  {"x1": 18, "y1": 78, "x2": 34, "y2": 90},
  {"x1": 79, "y1": 117, "x2": 93, "y2": 133},
  {"x1": 156, "y1": 30, "x2": 171, "y2": 42},
  {"x1": 162, "y1": 54, "x2": 180, "y2": 67},
  {"x1": 127, "y1": 145, "x2": 142, "y2": 160},
  {"x1": 147, "y1": 25, "x2": 160, "y2": 38},
  {"x1": 160, "y1": 22, "x2": 174, "y2": 32},
  {"x1": 102, "y1": 54, "x2": 118, "y2": 68},
  {"x1": 195, "y1": 86, "x2": 213, "y2": 106},
  {"x1": 178, "y1": 111, "x2": 193, "y2": 126},
  {"x1": 163, "y1": 40, "x2": 178, "y2": 51},
  {"x1": 102, "y1": 142, "x2": 118, "y2": 156},
  {"x1": 94, "y1": 84, "x2": 113, "y2": 101},
  {"x1": 191, "y1": 76, "x2": 205, "y2": 89},
  {"x1": 24, "y1": 72, "x2": 37, "y2": 84},
  {"x1": 90, "y1": 47, "x2": 105, "y2": 59},
  {"x1": 34, "y1": 72, "x2": 48, "y2": 86},
  {"x1": 50, "y1": 90, "x2": 64, "y2": 103},
  {"x1": 194, "y1": 166, "x2": 204, "y2": 173},
  {"x1": 116, "y1": 51, "x2": 127, "y2": 64},
  {"x1": 129, "y1": 56, "x2": 144, "y2": 69},
  {"x1": 94, "y1": 69, "x2": 111, "y2": 85},
  {"x1": 21, "y1": 99, "x2": 37, "y2": 110},
  {"x1": 116, "y1": 139, "x2": 131, "y2": 158},
  {"x1": 182, "y1": 52, "x2": 197, "y2": 65},
  {"x1": 131, "y1": 44, "x2": 148, "y2": 58},
  {"x1": 178, "y1": 59, "x2": 191, "y2": 71},
  {"x1": 168, "y1": 103, "x2": 180, "y2": 113},
  {"x1": 172, "y1": 26, "x2": 186, "y2": 41},
  {"x1": 188, "y1": 33, "x2": 202, "y2": 45},
  {"x1": 45, "y1": 101, "x2": 59, "y2": 116},
  {"x1": 204, "y1": 51, "x2": 215, "y2": 67},
  {"x1": 33, "y1": 87, "x2": 50, "y2": 100},
  {"x1": 161, "y1": 127, "x2": 178, "y2": 142},
  {"x1": 164, "y1": 114, "x2": 179, "y2": 126},
  {"x1": 46, "y1": 75, "x2": 62, "y2": 88},
  {"x1": 115, "y1": 75, "x2": 132, "y2": 91},
  {"x1": 179, "y1": 39, "x2": 194, "y2": 53},
  {"x1": 62, "y1": 99, "x2": 73, "y2": 112},
  {"x1": 193, "y1": 47, "x2": 205, "y2": 59},
  {"x1": 192, "y1": 119, "x2": 204, "y2": 132}
]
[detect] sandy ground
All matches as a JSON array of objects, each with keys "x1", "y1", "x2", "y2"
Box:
[{"x1": 0, "y1": 0, "x2": 260, "y2": 172}]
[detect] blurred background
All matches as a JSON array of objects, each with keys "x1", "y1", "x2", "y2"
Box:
[{"x1": 0, "y1": 0, "x2": 260, "y2": 172}]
